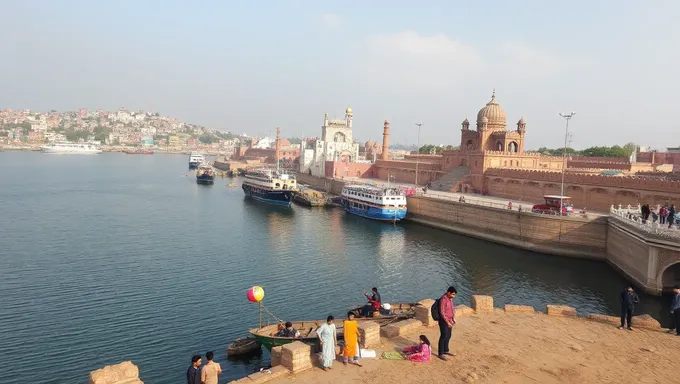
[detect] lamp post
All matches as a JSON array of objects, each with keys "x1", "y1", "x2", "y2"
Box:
[
  {"x1": 558, "y1": 112, "x2": 576, "y2": 213},
  {"x1": 414, "y1": 122, "x2": 423, "y2": 189}
]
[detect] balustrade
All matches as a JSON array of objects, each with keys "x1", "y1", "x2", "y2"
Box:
[{"x1": 609, "y1": 205, "x2": 680, "y2": 240}]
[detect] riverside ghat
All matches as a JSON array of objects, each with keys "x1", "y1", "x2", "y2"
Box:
[{"x1": 90, "y1": 295, "x2": 679, "y2": 384}]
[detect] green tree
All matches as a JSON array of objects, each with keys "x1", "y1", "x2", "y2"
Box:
[
  {"x1": 93, "y1": 126, "x2": 112, "y2": 142},
  {"x1": 418, "y1": 144, "x2": 442, "y2": 154},
  {"x1": 623, "y1": 142, "x2": 637, "y2": 156},
  {"x1": 198, "y1": 133, "x2": 214, "y2": 144},
  {"x1": 287, "y1": 137, "x2": 302, "y2": 145},
  {"x1": 64, "y1": 130, "x2": 90, "y2": 142}
]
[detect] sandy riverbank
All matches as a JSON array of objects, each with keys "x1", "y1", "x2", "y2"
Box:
[{"x1": 267, "y1": 310, "x2": 679, "y2": 384}]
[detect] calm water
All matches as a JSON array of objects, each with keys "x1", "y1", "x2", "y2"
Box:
[{"x1": 0, "y1": 152, "x2": 671, "y2": 383}]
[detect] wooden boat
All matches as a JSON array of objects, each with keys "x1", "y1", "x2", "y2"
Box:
[
  {"x1": 227, "y1": 337, "x2": 262, "y2": 356},
  {"x1": 293, "y1": 189, "x2": 327, "y2": 207},
  {"x1": 249, "y1": 303, "x2": 420, "y2": 351}
]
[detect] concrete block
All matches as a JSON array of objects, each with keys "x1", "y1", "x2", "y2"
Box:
[
  {"x1": 504, "y1": 304, "x2": 535, "y2": 313},
  {"x1": 546, "y1": 305, "x2": 577, "y2": 317},
  {"x1": 89, "y1": 361, "x2": 143, "y2": 384},
  {"x1": 281, "y1": 341, "x2": 312, "y2": 373},
  {"x1": 228, "y1": 377, "x2": 253, "y2": 384},
  {"x1": 270, "y1": 346, "x2": 282, "y2": 367},
  {"x1": 586, "y1": 314, "x2": 620, "y2": 325},
  {"x1": 415, "y1": 299, "x2": 436, "y2": 326},
  {"x1": 358, "y1": 321, "x2": 381, "y2": 348},
  {"x1": 632, "y1": 314, "x2": 661, "y2": 329},
  {"x1": 380, "y1": 319, "x2": 423, "y2": 338},
  {"x1": 455, "y1": 304, "x2": 474, "y2": 316},
  {"x1": 471, "y1": 295, "x2": 494, "y2": 312}
]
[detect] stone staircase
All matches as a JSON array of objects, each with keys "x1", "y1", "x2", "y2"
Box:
[{"x1": 429, "y1": 165, "x2": 470, "y2": 192}]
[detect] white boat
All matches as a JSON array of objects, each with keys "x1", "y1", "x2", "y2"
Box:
[
  {"x1": 242, "y1": 168, "x2": 298, "y2": 207},
  {"x1": 40, "y1": 143, "x2": 102, "y2": 154},
  {"x1": 341, "y1": 185, "x2": 408, "y2": 222},
  {"x1": 188, "y1": 152, "x2": 205, "y2": 169}
]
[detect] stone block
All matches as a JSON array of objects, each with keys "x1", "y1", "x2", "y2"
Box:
[
  {"x1": 586, "y1": 314, "x2": 620, "y2": 325},
  {"x1": 358, "y1": 321, "x2": 381, "y2": 348},
  {"x1": 281, "y1": 341, "x2": 312, "y2": 373},
  {"x1": 228, "y1": 377, "x2": 253, "y2": 384},
  {"x1": 546, "y1": 305, "x2": 577, "y2": 317},
  {"x1": 247, "y1": 365, "x2": 290, "y2": 384},
  {"x1": 632, "y1": 314, "x2": 661, "y2": 329},
  {"x1": 415, "y1": 299, "x2": 436, "y2": 326},
  {"x1": 471, "y1": 295, "x2": 494, "y2": 312},
  {"x1": 270, "y1": 346, "x2": 282, "y2": 367},
  {"x1": 504, "y1": 304, "x2": 535, "y2": 313},
  {"x1": 380, "y1": 319, "x2": 423, "y2": 339},
  {"x1": 89, "y1": 361, "x2": 143, "y2": 384},
  {"x1": 455, "y1": 304, "x2": 474, "y2": 316}
]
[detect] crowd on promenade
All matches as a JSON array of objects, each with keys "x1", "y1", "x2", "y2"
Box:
[{"x1": 639, "y1": 203, "x2": 678, "y2": 228}]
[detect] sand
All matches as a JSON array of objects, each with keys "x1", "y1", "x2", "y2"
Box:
[{"x1": 267, "y1": 311, "x2": 679, "y2": 384}]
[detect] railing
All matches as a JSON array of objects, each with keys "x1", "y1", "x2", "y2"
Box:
[{"x1": 609, "y1": 204, "x2": 680, "y2": 241}]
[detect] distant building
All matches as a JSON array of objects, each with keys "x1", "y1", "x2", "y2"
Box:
[{"x1": 299, "y1": 108, "x2": 360, "y2": 177}]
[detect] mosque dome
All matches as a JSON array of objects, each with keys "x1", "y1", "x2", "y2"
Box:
[
  {"x1": 365, "y1": 140, "x2": 373, "y2": 147},
  {"x1": 345, "y1": 107, "x2": 353, "y2": 114},
  {"x1": 476, "y1": 90, "x2": 507, "y2": 129}
]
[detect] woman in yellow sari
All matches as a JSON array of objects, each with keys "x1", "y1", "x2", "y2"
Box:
[{"x1": 343, "y1": 312, "x2": 362, "y2": 366}]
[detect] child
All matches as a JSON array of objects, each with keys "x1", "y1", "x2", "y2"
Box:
[{"x1": 402, "y1": 335, "x2": 431, "y2": 362}]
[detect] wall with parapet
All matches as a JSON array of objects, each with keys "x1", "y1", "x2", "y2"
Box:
[
  {"x1": 405, "y1": 195, "x2": 608, "y2": 259},
  {"x1": 324, "y1": 161, "x2": 374, "y2": 178}
]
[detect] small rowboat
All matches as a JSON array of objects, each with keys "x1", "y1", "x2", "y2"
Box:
[
  {"x1": 227, "y1": 337, "x2": 262, "y2": 356},
  {"x1": 249, "y1": 303, "x2": 420, "y2": 351}
]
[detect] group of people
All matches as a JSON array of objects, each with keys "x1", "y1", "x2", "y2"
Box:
[
  {"x1": 186, "y1": 352, "x2": 222, "y2": 384},
  {"x1": 639, "y1": 203, "x2": 676, "y2": 227},
  {"x1": 618, "y1": 285, "x2": 680, "y2": 336}
]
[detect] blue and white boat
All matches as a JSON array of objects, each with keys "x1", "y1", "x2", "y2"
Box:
[
  {"x1": 242, "y1": 168, "x2": 298, "y2": 207},
  {"x1": 188, "y1": 152, "x2": 205, "y2": 169},
  {"x1": 341, "y1": 185, "x2": 408, "y2": 222}
]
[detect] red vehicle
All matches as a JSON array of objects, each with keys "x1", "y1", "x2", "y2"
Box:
[
  {"x1": 397, "y1": 186, "x2": 416, "y2": 196},
  {"x1": 531, "y1": 195, "x2": 574, "y2": 215}
]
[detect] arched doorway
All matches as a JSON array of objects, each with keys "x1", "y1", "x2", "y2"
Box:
[
  {"x1": 508, "y1": 141, "x2": 518, "y2": 153},
  {"x1": 661, "y1": 262, "x2": 680, "y2": 288},
  {"x1": 495, "y1": 141, "x2": 504, "y2": 151},
  {"x1": 465, "y1": 140, "x2": 475, "y2": 150}
]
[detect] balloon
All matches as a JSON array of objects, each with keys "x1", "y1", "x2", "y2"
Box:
[{"x1": 247, "y1": 286, "x2": 265, "y2": 303}]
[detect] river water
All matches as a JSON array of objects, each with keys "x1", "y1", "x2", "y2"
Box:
[{"x1": 0, "y1": 152, "x2": 672, "y2": 383}]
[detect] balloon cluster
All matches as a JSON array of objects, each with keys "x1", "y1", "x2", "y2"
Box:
[{"x1": 247, "y1": 286, "x2": 264, "y2": 303}]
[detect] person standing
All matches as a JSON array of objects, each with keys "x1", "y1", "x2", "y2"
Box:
[
  {"x1": 438, "y1": 286, "x2": 457, "y2": 360},
  {"x1": 618, "y1": 285, "x2": 639, "y2": 330},
  {"x1": 668, "y1": 205, "x2": 676, "y2": 228},
  {"x1": 316, "y1": 315, "x2": 337, "y2": 370},
  {"x1": 671, "y1": 285, "x2": 680, "y2": 336},
  {"x1": 200, "y1": 351, "x2": 222, "y2": 384},
  {"x1": 342, "y1": 312, "x2": 362, "y2": 366},
  {"x1": 186, "y1": 355, "x2": 201, "y2": 384}
]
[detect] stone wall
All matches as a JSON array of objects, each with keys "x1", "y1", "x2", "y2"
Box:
[{"x1": 406, "y1": 195, "x2": 608, "y2": 259}]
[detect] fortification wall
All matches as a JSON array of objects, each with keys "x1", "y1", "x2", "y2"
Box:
[{"x1": 405, "y1": 195, "x2": 608, "y2": 259}]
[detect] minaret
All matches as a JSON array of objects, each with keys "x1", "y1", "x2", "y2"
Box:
[
  {"x1": 381, "y1": 120, "x2": 390, "y2": 161},
  {"x1": 275, "y1": 126, "x2": 281, "y2": 170}
]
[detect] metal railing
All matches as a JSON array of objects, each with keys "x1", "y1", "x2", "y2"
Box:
[{"x1": 609, "y1": 204, "x2": 680, "y2": 241}]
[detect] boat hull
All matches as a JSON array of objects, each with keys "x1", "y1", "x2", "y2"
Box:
[
  {"x1": 242, "y1": 183, "x2": 294, "y2": 207},
  {"x1": 342, "y1": 199, "x2": 407, "y2": 221},
  {"x1": 40, "y1": 147, "x2": 102, "y2": 154},
  {"x1": 196, "y1": 175, "x2": 215, "y2": 185},
  {"x1": 188, "y1": 161, "x2": 201, "y2": 170},
  {"x1": 124, "y1": 151, "x2": 153, "y2": 155}
]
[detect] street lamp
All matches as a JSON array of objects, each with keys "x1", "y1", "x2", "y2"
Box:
[
  {"x1": 414, "y1": 122, "x2": 423, "y2": 188},
  {"x1": 558, "y1": 112, "x2": 576, "y2": 213}
]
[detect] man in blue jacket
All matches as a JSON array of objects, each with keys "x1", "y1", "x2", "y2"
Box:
[
  {"x1": 671, "y1": 285, "x2": 680, "y2": 336},
  {"x1": 618, "y1": 285, "x2": 639, "y2": 330}
]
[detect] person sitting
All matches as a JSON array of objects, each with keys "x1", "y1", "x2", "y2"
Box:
[
  {"x1": 276, "y1": 322, "x2": 300, "y2": 338},
  {"x1": 402, "y1": 335, "x2": 431, "y2": 362},
  {"x1": 361, "y1": 287, "x2": 381, "y2": 317}
]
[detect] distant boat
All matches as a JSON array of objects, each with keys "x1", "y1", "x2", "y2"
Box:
[
  {"x1": 188, "y1": 152, "x2": 204, "y2": 169},
  {"x1": 242, "y1": 168, "x2": 297, "y2": 207},
  {"x1": 40, "y1": 143, "x2": 102, "y2": 154},
  {"x1": 196, "y1": 164, "x2": 215, "y2": 185},
  {"x1": 341, "y1": 185, "x2": 408, "y2": 222},
  {"x1": 124, "y1": 149, "x2": 154, "y2": 155}
]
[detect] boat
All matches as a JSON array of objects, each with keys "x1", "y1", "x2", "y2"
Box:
[
  {"x1": 196, "y1": 164, "x2": 216, "y2": 185},
  {"x1": 242, "y1": 168, "x2": 298, "y2": 207},
  {"x1": 188, "y1": 152, "x2": 205, "y2": 169},
  {"x1": 293, "y1": 188, "x2": 327, "y2": 207},
  {"x1": 227, "y1": 337, "x2": 262, "y2": 356},
  {"x1": 341, "y1": 185, "x2": 408, "y2": 222},
  {"x1": 124, "y1": 149, "x2": 154, "y2": 155},
  {"x1": 40, "y1": 143, "x2": 102, "y2": 154},
  {"x1": 249, "y1": 303, "x2": 419, "y2": 351}
]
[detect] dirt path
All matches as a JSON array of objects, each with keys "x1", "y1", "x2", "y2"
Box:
[{"x1": 267, "y1": 311, "x2": 679, "y2": 384}]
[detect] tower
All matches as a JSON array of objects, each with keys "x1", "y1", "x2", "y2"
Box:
[
  {"x1": 381, "y1": 120, "x2": 390, "y2": 161},
  {"x1": 345, "y1": 107, "x2": 353, "y2": 129},
  {"x1": 275, "y1": 126, "x2": 281, "y2": 167}
]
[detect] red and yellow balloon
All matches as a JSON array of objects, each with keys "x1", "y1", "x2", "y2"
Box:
[{"x1": 247, "y1": 286, "x2": 265, "y2": 303}]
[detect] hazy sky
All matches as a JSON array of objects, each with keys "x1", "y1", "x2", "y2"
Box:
[{"x1": 1, "y1": 1, "x2": 677, "y2": 149}]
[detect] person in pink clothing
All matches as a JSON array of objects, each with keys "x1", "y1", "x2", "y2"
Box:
[
  {"x1": 402, "y1": 335, "x2": 432, "y2": 362},
  {"x1": 438, "y1": 286, "x2": 457, "y2": 360}
]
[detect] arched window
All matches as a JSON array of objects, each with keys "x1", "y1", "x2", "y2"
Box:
[
  {"x1": 496, "y1": 142, "x2": 504, "y2": 151},
  {"x1": 465, "y1": 140, "x2": 474, "y2": 150},
  {"x1": 508, "y1": 142, "x2": 518, "y2": 153}
]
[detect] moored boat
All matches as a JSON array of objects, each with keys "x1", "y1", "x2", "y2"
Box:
[
  {"x1": 341, "y1": 185, "x2": 408, "y2": 222},
  {"x1": 188, "y1": 152, "x2": 204, "y2": 169},
  {"x1": 242, "y1": 168, "x2": 297, "y2": 207},
  {"x1": 40, "y1": 143, "x2": 102, "y2": 154},
  {"x1": 196, "y1": 165, "x2": 215, "y2": 185},
  {"x1": 348, "y1": 302, "x2": 420, "y2": 321},
  {"x1": 293, "y1": 188, "x2": 327, "y2": 207},
  {"x1": 227, "y1": 337, "x2": 262, "y2": 356}
]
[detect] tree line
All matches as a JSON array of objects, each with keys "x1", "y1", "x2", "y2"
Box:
[{"x1": 534, "y1": 142, "x2": 637, "y2": 158}]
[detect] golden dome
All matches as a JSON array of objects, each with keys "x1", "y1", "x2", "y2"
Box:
[
  {"x1": 345, "y1": 107, "x2": 353, "y2": 114},
  {"x1": 476, "y1": 90, "x2": 506, "y2": 129}
]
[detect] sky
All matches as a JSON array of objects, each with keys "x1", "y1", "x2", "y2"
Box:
[{"x1": 1, "y1": 0, "x2": 678, "y2": 150}]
